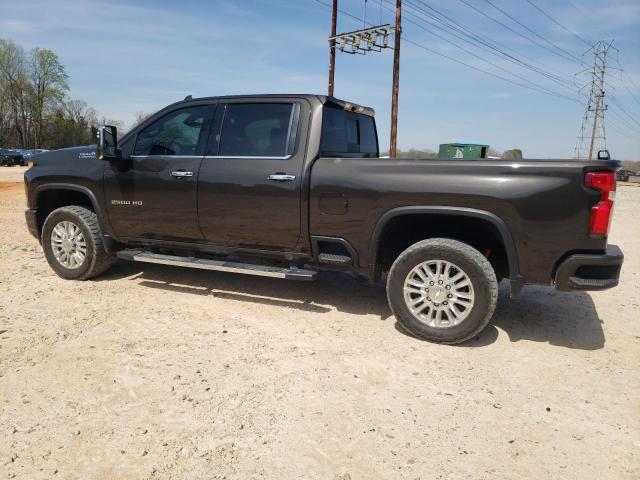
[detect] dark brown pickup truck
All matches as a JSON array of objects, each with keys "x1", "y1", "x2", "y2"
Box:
[{"x1": 24, "y1": 94, "x2": 623, "y2": 344}]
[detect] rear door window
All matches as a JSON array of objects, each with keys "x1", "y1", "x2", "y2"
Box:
[
  {"x1": 218, "y1": 103, "x2": 294, "y2": 157},
  {"x1": 320, "y1": 107, "x2": 379, "y2": 157}
]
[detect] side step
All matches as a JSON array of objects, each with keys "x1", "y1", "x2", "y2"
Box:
[{"x1": 117, "y1": 249, "x2": 317, "y2": 281}]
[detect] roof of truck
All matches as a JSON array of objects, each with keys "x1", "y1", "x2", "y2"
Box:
[{"x1": 182, "y1": 94, "x2": 376, "y2": 117}]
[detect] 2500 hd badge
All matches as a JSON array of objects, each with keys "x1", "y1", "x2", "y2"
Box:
[{"x1": 110, "y1": 200, "x2": 143, "y2": 206}]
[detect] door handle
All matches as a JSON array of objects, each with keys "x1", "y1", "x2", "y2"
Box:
[
  {"x1": 267, "y1": 173, "x2": 296, "y2": 182},
  {"x1": 171, "y1": 170, "x2": 194, "y2": 178}
]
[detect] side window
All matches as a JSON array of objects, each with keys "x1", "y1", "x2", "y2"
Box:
[
  {"x1": 218, "y1": 103, "x2": 294, "y2": 157},
  {"x1": 133, "y1": 105, "x2": 208, "y2": 156},
  {"x1": 320, "y1": 107, "x2": 379, "y2": 158},
  {"x1": 359, "y1": 116, "x2": 378, "y2": 157}
]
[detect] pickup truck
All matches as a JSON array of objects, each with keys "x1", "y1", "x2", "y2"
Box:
[{"x1": 23, "y1": 94, "x2": 624, "y2": 344}]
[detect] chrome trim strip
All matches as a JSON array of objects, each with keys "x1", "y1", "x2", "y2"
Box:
[
  {"x1": 130, "y1": 155, "x2": 203, "y2": 159},
  {"x1": 129, "y1": 154, "x2": 292, "y2": 160},
  {"x1": 203, "y1": 155, "x2": 292, "y2": 160}
]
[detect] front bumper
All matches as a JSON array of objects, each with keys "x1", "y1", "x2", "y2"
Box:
[
  {"x1": 25, "y1": 208, "x2": 39, "y2": 240},
  {"x1": 555, "y1": 244, "x2": 623, "y2": 291}
]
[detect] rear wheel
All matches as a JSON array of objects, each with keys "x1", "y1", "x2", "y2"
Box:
[
  {"x1": 42, "y1": 206, "x2": 115, "y2": 280},
  {"x1": 387, "y1": 238, "x2": 498, "y2": 344}
]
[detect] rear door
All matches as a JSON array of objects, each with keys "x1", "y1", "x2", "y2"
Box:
[
  {"x1": 104, "y1": 104, "x2": 213, "y2": 241},
  {"x1": 197, "y1": 100, "x2": 305, "y2": 250}
]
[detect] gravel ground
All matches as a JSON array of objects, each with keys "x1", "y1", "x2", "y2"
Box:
[{"x1": 1, "y1": 166, "x2": 639, "y2": 479}]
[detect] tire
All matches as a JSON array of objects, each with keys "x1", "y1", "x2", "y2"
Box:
[
  {"x1": 387, "y1": 238, "x2": 498, "y2": 344},
  {"x1": 42, "y1": 206, "x2": 115, "y2": 280}
]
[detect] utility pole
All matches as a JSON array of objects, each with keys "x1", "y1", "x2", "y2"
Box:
[
  {"x1": 328, "y1": 0, "x2": 338, "y2": 96},
  {"x1": 573, "y1": 41, "x2": 613, "y2": 160},
  {"x1": 325, "y1": 0, "x2": 397, "y2": 115},
  {"x1": 389, "y1": 0, "x2": 402, "y2": 158}
]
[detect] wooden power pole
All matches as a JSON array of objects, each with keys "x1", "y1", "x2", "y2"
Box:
[
  {"x1": 328, "y1": 0, "x2": 338, "y2": 96},
  {"x1": 326, "y1": 0, "x2": 399, "y2": 149},
  {"x1": 389, "y1": 0, "x2": 402, "y2": 158}
]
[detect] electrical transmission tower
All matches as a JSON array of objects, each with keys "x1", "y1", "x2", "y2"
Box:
[{"x1": 573, "y1": 40, "x2": 614, "y2": 160}]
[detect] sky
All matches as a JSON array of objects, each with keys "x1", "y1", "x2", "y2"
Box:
[{"x1": 1, "y1": 0, "x2": 639, "y2": 159}]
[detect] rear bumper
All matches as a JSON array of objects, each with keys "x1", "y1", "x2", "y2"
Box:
[
  {"x1": 25, "y1": 208, "x2": 39, "y2": 239},
  {"x1": 555, "y1": 245, "x2": 623, "y2": 291}
]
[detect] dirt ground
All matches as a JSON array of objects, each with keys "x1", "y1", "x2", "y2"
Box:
[{"x1": 1, "y1": 166, "x2": 638, "y2": 480}]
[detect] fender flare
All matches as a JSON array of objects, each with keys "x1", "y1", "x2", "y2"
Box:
[
  {"x1": 33, "y1": 183, "x2": 118, "y2": 251},
  {"x1": 369, "y1": 206, "x2": 524, "y2": 296}
]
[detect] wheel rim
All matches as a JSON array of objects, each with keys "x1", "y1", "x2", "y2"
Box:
[
  {"x1": 50, "y1": 220, "x2": 87, "y2": 269},
  {"x1": 403, "y1": 260, "x2": 475, "y2": 328}
]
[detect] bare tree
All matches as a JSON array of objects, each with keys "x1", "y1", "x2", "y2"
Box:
[
  {"x1": 134, "y1": 111, "x2": 152, "y2": 126},
  {"x1": 0, "y1": 39, "x2": 30, "y2": 147},
  {"x1": 30, "y1": 48, "x2": 68, "y2": 147}
]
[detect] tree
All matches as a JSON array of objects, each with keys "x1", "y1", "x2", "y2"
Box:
[
  {"x1": 134, "y1": 111, "x2": 152, "y2": 126},
  {"x1": 502, "y1": 148, "x2": 523, "y2": 160},
  {"x1": 381, "y1": 148, "x2": 438, "y2": 158},
  {"x1": 45, "y1": 99, "x2": 97, "y2": 148},
  {"x1": 0, "y1": 39, "x2": 30, "y2": 148},
  {"x1": 29, "y1": 48, "x2": 68, "y2": 147},
  {"x1": 0, "y1": 37, "x2": 130, "y2": 150}
]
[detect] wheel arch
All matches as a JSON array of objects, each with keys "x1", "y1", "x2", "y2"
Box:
[
  {"x1": 369, "y1": 206, "x2": 524, "y2": 296},
  {"x1": 33, "y1": 184, "x2": 117, "y2": 251}
]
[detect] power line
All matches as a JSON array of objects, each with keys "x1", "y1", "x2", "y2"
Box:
[
  {"x1": 565, "y1": 0, "x2": 592, "y2": 23},
  {"x1": 403, "y1": 36, "x2": 582, "y2": 103},
  {"x1": 479, "y1": 0, "x2": 583, "y2": 65},
  {"x1": 383, "y1": 0, "x2": 581, "y2": 102},
  {"x1": 314, "y1": 0, "x2": 581, "y2": 104},
  {"x1": 620, "y1": 72, "x2": 640, "y2": 108},
  {"x1": 608, "y1": 108, "x2": 640, "y2": 135},
  {"x1": 454, "y1": 0, "x2": 583, "y2": 72},
  {"x1": 401, "y1": 0, "x2": 579, "y2": 91},
  {"x1": 310, "y1": 0, "x2": 636, "y2": 143},
  {"x1": 608, "y1": 95, "x2": 640, "y2": 129},
  {"x1": 522, "y1": 0, "x2": 591, "y2": 46}
]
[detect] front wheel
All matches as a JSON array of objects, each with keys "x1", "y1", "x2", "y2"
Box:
[
  {"x1": 387, "y1": 238, "x2": 498, "y2": 344},
  {"x1": 42, "y1": 206, "x2": 115, "y2": 280}
]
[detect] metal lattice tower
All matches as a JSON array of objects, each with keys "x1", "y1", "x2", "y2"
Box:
[{"x1": 573, "y1": 41, "x2": 613, "y2": 160}]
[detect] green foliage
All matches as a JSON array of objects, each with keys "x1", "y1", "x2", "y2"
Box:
[
  {"x1": 502, "y1": 148, "x2": 523, "y2": 160},
  {"x1": 0, "y1": 38, "x2": 105, "y2": 149},
  {"x1": 381, "y1": 148, "x2": 438, "y2": 158}
]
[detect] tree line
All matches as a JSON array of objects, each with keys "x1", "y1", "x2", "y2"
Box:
[{"x1": 0, "y1": 38, "x2": 122, "y2": 150}]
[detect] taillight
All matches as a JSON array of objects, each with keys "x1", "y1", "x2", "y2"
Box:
[{"x1": 585, "y1": 171, "x2": 616, "y2": 236}]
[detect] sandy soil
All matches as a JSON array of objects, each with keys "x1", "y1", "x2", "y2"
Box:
[{"x1": 1, "y1": 166, "x2": 639, "y2": 479}]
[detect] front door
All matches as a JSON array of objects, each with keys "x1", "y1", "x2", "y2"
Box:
[
  {"x1": 198, "y1": 101, "x2": 305, "y2": 250},
  {"x1": 104, "y1": 104, "x2": 213, "y2": 241}
]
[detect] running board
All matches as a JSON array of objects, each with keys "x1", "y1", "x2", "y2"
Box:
[{"x1": 117, "y1": 249, "x2": 317, "y2": 281}]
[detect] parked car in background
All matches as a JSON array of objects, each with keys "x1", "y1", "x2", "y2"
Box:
[
  {"x1": 616, "y1": 169, "x2": 635, "y2": 182},
  {"x1": 0, "y1": 148, "x2": 24, "y2": 166}
]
